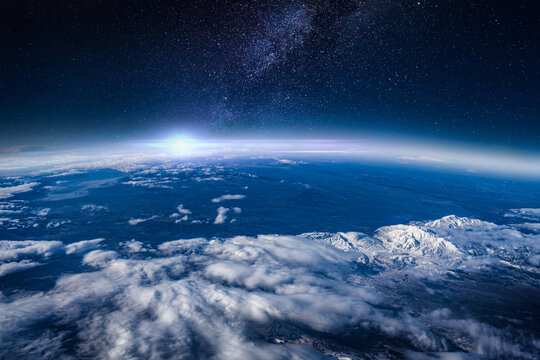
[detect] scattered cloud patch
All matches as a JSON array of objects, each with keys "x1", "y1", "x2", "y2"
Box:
[
  {"x1": 128, "y1": 215, "x2": 158, "y2": 225},
  {"x1": 176, "y1": 204, "x2": 192, "y2": 214},
  {"x1": 211, "y1": 194, "x2": 246, "y2": 203},
  {"x1": 170, "y1": 204, "x2": 192, "y2": 223},
  {"x1": 276, "y1": 159, "x2": 297, "y2": 164},
  {"x1": 120, "y1": 239, "x2": 148, "y2": 253},
  {"x1": 175, "y1": 215, "x2": 189, "y2": 224},
  {"x1": 46, "y1": 219, "x2": 70, "y2": 229},
  {"x1": 35, "y1": 208, "x2": 50, "y2": 216},
  {"x1": 214, "y1": 207, "x2": 229, "y2": 224},
  {"x1": 82, "y1": 250, "x2": 119, "y2": 267},
  {"x1": 81, "y1": 204, "x2": 108, "y2": 212},
  {"x1": 0, "y1": 260, "x2": 42, "y2": 277},
  {"x1": 0, "y1": 240, "x2": 63, "y2": 277},
  {"x1": 122, "y1": 178, "x2": 173, "y2": 189},
  {"x1": 0, "y1": 182, "x2": 39, "y2": 199},
  {"x1": 0, "y1": 240, "x2": 64, "y2": 262},
  {"x1": 0, "y1": 201, "x2": 26, "y2": 215},
  {"x1": 195, "y1": 176, "x2": 224, "y2": 182},
  {"x1": 65, "y1": 238, "x2": 105, "y2": 255}
]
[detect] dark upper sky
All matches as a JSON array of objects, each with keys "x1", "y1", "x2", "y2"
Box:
[{"x1": 1, "y1": 0, "x2": 539, "y2": 148}]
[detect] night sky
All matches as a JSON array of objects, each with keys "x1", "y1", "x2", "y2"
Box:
[{"x1": 1, "y1": 0, "x2": 539, "y2": 148}]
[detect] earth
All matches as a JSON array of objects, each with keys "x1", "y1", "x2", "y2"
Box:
[{"x1": 1, "y1": 155, "x2": 539, "y2": 359}]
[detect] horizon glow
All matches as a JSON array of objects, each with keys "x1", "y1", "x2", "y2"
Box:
[{"x1": 0, "y1": 136, "x2": 539, "y2": 179}]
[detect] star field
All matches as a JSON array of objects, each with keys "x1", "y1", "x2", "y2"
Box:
[{"x1": 0, "y1": 0, "x2": 538, "y2": 147}]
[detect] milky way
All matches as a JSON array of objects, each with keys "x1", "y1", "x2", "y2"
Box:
[{"x1": 1, "y1": 0, "x2": 539, "y2": 147}]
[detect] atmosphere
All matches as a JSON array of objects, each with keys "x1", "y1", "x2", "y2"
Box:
[{"x1": 1, "y1": 2, "x2": 539, "y2": 360}]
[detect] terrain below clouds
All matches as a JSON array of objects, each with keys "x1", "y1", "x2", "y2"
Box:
[{"x1": 0, "y1": 158, "x2": 539, "y2": 359}]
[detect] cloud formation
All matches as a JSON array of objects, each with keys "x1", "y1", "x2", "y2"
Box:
[
  {"x1": 65, "y1": 238, "x2": 105, "y2": 255},
  {"x1": 0, "y1": 260, "x2": 41, "y2": 276},
  {"x1": 214, "y1": 207, "x2": 229, "y2": 224},
  {"x1": 505, "y1": 208, "x2": 540, "y2": 221},
  {"x1": 81, "y1": 204, "x2": 109, "y2": 212},
  {"x1": 211, "y1": 194, "x2": 246, "y2": 203},
  {"x1": 0, "y1": 215, "x2": 538, "y2": 358},
  {"x1": 128, "y1": 215, "x2": 159, "y2": 225},
  {"x1": 0, "y1": 182, "x2": 39, "y2": 199},
  {"x1": 0, "y1": 240, "x2": 64, "y2": 262}
]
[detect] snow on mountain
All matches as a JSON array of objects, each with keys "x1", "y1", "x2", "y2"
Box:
[
  {"x1": 424, "y1": 214, "x2": 484, "y2": 229},
  {"x1": 301, "y1": 215, "x2": 540, "y2": 274},
  {"x1": 375, "y1": 224, "x2": 462, "y2": 260}
]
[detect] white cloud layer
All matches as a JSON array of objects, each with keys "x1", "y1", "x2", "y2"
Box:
[
  {"x1": 505, "y1": 208, "x2": 540, "y2": 221},
  {"x1": 0, "y1": 215, "x2": 538, "y2": 358},
  {"x1": 81, "y1": 204, "x2": 108, "y2": 212}
]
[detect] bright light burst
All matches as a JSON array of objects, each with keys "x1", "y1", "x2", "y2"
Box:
[{"x1": 150, "y1": 135, "x2": 201, "y2": 154}]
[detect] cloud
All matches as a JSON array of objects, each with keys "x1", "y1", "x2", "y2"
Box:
[
  {"x1": 175, "y1": 215, "x2": 189, "y2": 224},
  {"x1": 169, "y1": 205, "x2": 192, "y2": 223},
  {"x1": 128, "y1": 215, "x2": 158, "y2": 225},
  {"x1": 82, "y1": 250, "x2": 119, "y2": 267},
  {"x1": 427, "y1": 309, "x2": 535, "y2": 359},
  {"x1": 214, "y1": 207, "x2": 229, "y2": 224},
  {"x1": 510, "y1": 223, "x2": 540, "y2": 232},
  {"x1": 276, "y1": 159, "x2": 297, "y2": 164},
  {"x1": 528, "y1": 254, "x2": 540, "y2": 266},
  {"x1": 195, "y1": 176, "x2": 224, "y2": 182},
  {"x1": 0, "y1": 214, "x2": 538, "y2": 358},
  {"x1": 158, "y1": 237, "x2": 207, "y2": 254},
  {"x1": 46, "y1": 219, "x2": 70, "y2": 228},
  {"x1": 399, "y1": 156, "x2": 448, "y2": 163},
  {"x1": 0, "y1": 201, "x2": 26, "y2": 215},
  {"x1": 505, "y1": 208, "x2": 540, "y2": 221},
  {"x1": 0, "y1": 240, "x2": 64, "y2": 262},
  {"x1": 0, "y1": 233, "x2": 444, "y2": 359},
  {"x1": 81, "y1": 204, "x2": 108, "y2": 212},
  {"x1": 122, "y1": 178, "x2": 173, "y2": 189},
  {"x1": 211, "y1": 194, "x2": 246, "y2": 203},
  {"x1": 43, "y1": 176, "x2": 119, "y2": 201},
  {"x1": 120, "y1": 239, "x2": 148, "y2": 253},
  {"x1": 36, "y1": 208, "x2": 50, "y2": 216},
  {"x1": 176, "y1": 204, "x2": 192, "y2": 214},
  {"x1": 65, "y1": 238, "x2": 105, "y2": 255},
  {"x1": 0, "y1": 260, "x2": 41, "y2": 276},
  {"x1": 0, "y1": 240, "x2": 64, "y2": 277},
  {"x1": 0, "y1": 182, "x2": 39, "y2": 199}
]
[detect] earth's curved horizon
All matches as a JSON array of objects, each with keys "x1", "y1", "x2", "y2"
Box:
[
  {"x1": 3, "y1": 0, "x2": 539, "y2": 358},
  {"x1": 1, "y1": 150, "x2": 539, "y2": 359}
]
